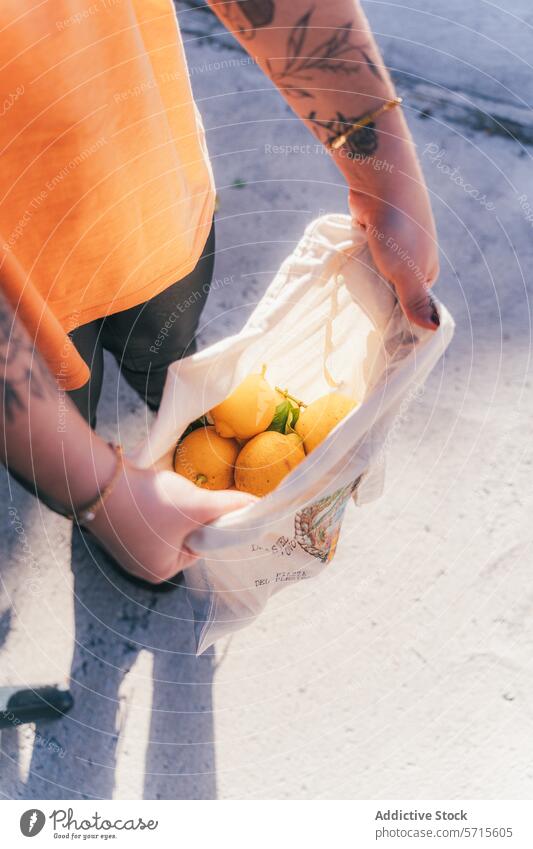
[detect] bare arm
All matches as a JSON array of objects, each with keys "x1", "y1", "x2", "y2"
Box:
[
  {"x1": 0, "y1": 290, "x2": 252, "y2": 582},
  {"x1": 207, "y1": 0, "x2": 440, "y2": 329},
  {"x1": 0, "y1": 290, "x2": 116, "y2": 509}
]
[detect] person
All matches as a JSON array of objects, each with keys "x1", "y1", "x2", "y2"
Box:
[{"x1": 0, "y1": 0, "x2": 439, "y2": 585}]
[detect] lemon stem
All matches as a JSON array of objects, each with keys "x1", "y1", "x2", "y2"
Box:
[
  {"x1": 261, "y1": 363, "x2": 267, "y2": 379},
  {"x1": 275, "y1": 386, "x2": 308, "y2": 408}
]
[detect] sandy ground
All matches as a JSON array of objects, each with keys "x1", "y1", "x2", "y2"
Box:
[{"x1": 1, "y1": 3, "x2": 532, "y2": 800}]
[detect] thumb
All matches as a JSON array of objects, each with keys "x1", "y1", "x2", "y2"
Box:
[
  {"x1": 182, "y1": 485, "x2": 257, "y2": 532},
  {"x1": 192, "y1": 487, "x2": 258, "y2": 526},
  {"x1": 179, "y1": 488, "x2": 257, "y2": 565}
]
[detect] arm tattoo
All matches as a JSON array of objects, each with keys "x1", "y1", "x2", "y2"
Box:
[
  {"x1": 264, "y1": 8, "x2": 383, "y2": 98},
  {"x1": 0, "y1": 298, "x2": 55, "y2": 424},
  {"x1": 308, "y1": 110, "x2": 379, "y2": 156},
  {"x1": 216, "y1": 3, "x2": 384, "y2": 95},
  {"x1": 217, "y1": 0, "x2": 275, "y2": 38}
]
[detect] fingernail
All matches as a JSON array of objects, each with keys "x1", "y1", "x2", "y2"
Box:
[{"x1": 428, "y1": 294, "x2": 440, "y2": 327}]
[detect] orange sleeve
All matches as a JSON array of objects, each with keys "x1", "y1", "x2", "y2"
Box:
[{"x1": 0, "y1": 246, "x2": 90, "y2": 391}]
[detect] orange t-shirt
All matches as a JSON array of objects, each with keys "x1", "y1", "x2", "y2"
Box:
[{"x1": 0, "y1": 0, "x2": 215, "y2": 389}]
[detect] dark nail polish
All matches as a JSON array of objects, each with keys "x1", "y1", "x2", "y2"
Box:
[{"x1": 428, "y1": 295, "x2": 440, "y2": 327}]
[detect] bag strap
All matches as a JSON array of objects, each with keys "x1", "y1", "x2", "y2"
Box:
[
  {"x1": 323, "y1": 276, "x2": 342, "y2": 388},
  {"x1": 322, "y1": 241, "x2": 366, "y2": 388}
]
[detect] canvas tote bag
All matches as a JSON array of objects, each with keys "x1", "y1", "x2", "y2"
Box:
[{"x1": 131, "y1": 214, "x2": 455, "y2": 653}]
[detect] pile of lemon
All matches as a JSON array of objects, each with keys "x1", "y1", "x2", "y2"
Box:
[{"x1": 174, "y1": 367, "x2": 356, "y2": 497}]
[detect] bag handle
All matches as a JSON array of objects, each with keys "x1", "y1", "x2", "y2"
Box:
[{"x1": 322, "y1": 241, "x2": 366, "y2": 388}]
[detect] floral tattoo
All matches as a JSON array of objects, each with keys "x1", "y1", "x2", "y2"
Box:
[
  {"x1": 265, "y1": 8, "x2": 383, "y2": 98},
  {"x1": 307, "y1": 110, "x2": 379, "y2": 156}
]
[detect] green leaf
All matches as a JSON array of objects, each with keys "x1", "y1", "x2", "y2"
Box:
[
  {"x1": 288, "y1": 403, "x2": 300, "y2": 429},
  {"x1": 268, "y1": 400, "x2": 291, "y2": 434},
  {"x1": 180, "y1": 415, "x2": 209, "y2": 442},
  {"x1": 268, "y1": 398, "x2": 301, "y2": 434}
]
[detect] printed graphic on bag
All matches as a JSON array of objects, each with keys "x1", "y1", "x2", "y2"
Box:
[{"x1": 295, "y1": 476, "x2": 362, "y2": 562}]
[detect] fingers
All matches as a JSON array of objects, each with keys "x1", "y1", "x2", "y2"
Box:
[
  {"x1": 177, "y1": 489, "x2": 257, "y2": 570},
  {"x1": 364, "y1": 211, "x2": 441, "y2": 332},
  {"x1": 191, "y1": 488, "x2": 258, "y2": 526},
  {"x1": 163, "y1": 470, "x2": 256, "y2": 536},
  {"x1": 391, "y1": 269, "x2": 441, "y2": 332}
]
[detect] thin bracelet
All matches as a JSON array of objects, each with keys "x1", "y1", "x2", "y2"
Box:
[
  {"x1": 327, "y1": 96, "x2": 403, "y2": 151},
  {"x1": 66, "y1": 443, "x2": 124, "y2": 524}
]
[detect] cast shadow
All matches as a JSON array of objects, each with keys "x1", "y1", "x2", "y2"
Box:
[{"x1": 18, "y1": 528, "x2": 217, "y2": 800}]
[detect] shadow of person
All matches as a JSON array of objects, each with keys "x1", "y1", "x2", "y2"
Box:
[
  {"x1": 21, "y1": 528, "x2": 217, "y2": 800},
  {"x1": 0, "y1": 607, "x2": 22, "y2": 792},
  {"x1": 0, "y1": 476, "x2": 73, "y2": 798},
  {"x1": 143, "y1": 638, "x2": 217, "y2": 800}
]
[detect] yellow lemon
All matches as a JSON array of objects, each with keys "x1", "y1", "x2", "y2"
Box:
[
  {"x1": 295, "y1": 392, "x2": 357, "y2": 454},
  {"x1": 174, "y1": 426, "x2": 239, "y2": 490},
  {"x1": 211, "y1": 372, "x2": 278, "y2": 440},
  {"x1": 235, "y1": 431, "x2": 305, "y2": 497}
]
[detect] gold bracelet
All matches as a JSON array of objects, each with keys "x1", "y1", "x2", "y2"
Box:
[
  {"x1": 66, "y1": 443, "x2": 124, "y2": 524},
  {"x1": 327, "y1": 96, "x2": 403, "y2": 151}
]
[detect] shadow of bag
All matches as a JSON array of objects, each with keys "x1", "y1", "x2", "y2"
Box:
[{"x1": 130, "y1": 214, "x2": 455, "y2": 654}]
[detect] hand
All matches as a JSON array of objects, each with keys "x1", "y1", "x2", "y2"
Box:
[
  {"x1": 348, "y1": 144, "x2": 440, "y2": 332},
  {"x1": 89, "y1": 463, "x2": 255, "y2": 584}
]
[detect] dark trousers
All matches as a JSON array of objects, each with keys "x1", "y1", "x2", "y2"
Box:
[{"x1": 67, "y1": 224, "x2": 215, "y2": 426}]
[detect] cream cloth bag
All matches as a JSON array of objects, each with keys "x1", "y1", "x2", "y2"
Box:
[{"x1": 131, "y1": 214, "x2": 454, "y2": 654}]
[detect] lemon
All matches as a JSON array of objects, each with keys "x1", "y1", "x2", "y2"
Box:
[
  {"x1": 235, "y1": 431, "x2": 305, "y2": 497},
  {"x1": 211, "y1": 372, "x2": 278, "y2": 440},
  {"x1": 295, "y1": 392, "x2": 357, "y2": 454},
  {"x1": 174, "y1": 426, "x2": 240, "y2": 490}
]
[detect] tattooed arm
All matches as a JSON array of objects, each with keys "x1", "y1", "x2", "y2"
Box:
[
  {"x1": 0, "y1": 290, "x2": 252, "y2": 581},
  {"x1": 207, "y1": 0, "x2": 439, "y2": 329},
  {"x1": 0, "y1": 292, "x2": 118, "y2": 510}
]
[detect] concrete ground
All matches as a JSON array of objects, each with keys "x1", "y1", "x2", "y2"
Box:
[{"x1": 1, "y1": 2, "x2": 532, "y2": 800}]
